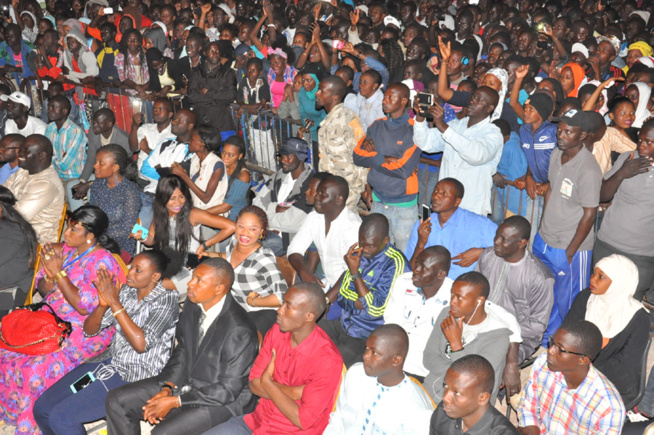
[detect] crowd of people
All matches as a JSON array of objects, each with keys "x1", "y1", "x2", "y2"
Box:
[{"x1": 0, "y1": 0, "x2": 653, "y2": 433}]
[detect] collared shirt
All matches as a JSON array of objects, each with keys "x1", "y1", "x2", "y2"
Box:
[
  {"x1": 98, "y1": 282, "x2": 179, "y2": 382},
  {"x1": 350, "y1": 88, "x2": 385, "y2": 132},
  {"x1": 0, "y1": 162, "x2": 19, "y2": 185},
  {"x1": 384, "y1": 273, "x2": 453, "y2": 377},
  {"x1": 476, "y1": 248, "x2": 555, "y2": 362},
  {"x1": 287, "y1": 208, "x2": 362, "y2": 289},
  {"x1": 592, "y1": 126, "x2": 636, "y2": 175},
  {"x1": 324, "y1": 363, "x2": 434, "y2": 435},
  {"x1": 413, "y1": 117, "x2": 504, "y2": 215},
  {"x1": 245, "y1": 324, "x2": 344, "y2": 434},
  {"x1": 405, "y1": 208, "x2": 497, "y2": 280},
  {"x1": 136, "y1": 123, "x2": 173, "y2": 170},
  {"x1": 5, "y1": 116, "x2": 47, "y2": 136},
  {"x1": 199, "y1": 293, "x2": 227, "y2": 335},
  {"x1": 225, "y1": 237, "x2": 288, "y2": 312},
  {"x1": 517, "y1": 354, "x2": 625, "y2": 434},
  {"x1": 430, "y1": 402, "x2": 520, "y2": 434},
  {"x1": 45, "y1": 118, "x2": 88, "y2": 180},
  {"x1": 598, "y1": 151, "x2": 654, "y2": 256},
  {"x1": 4, "y1": 166, "x2": 64, "y2": 243},
  {"x1": 337, "y1": 244, "x2": 409, "y2": 339}
]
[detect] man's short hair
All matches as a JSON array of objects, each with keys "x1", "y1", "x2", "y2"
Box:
[
  {"x1": 310, "y1": 171, "x2": 330, "y2": 184},
  {"x1": 323, "y1": 174, "x2": 349, "y2": 202},
  {"x1": 502, "y1": 215, "x2": 531, "y2": 241},
  {"x1": 559, "y1": 319, "x2": 603, "y2": 361},
  {"x1": 26, "y1": 134, "x2": 53, "y2": 160},
  {"x1": 3, "y1": 133, "x2": 24, "y2": 148},
  {"x1": 455, "y1": 271, "x2": 490, "y2": 298},
  {"x1": 0, "y1": 83, "x2": 11, "y2": 96},
  {"x1": 450, "y1": 354, "x2": 495, "y2": 394},
  {"x1": 50, "y1": 94, "x2": 71, "y2": 114},
  {"x1": 421, "y1": 245, "x2": 451, "y2": 274},
  {"x1": 292, "y1": 282, "x2": 326, "y2": 317},
  {"x1": 94, "y1": 108, "x2": 116, "y2": 124},
  {"x1": 361, "y1": 68, "x2": 382, "y2": 86},
  {"x1": 154, "y1": 98, "x2": 174, "y2": 113},
  {"x1": 361, "y1": 213, "x2": 389, "y2": 239},
  {"x1": 439, "y1": 177, "x2": 465, "y2": 199},
  {"x1": 322, "y1": 75, "x2": 348, "y2": 101},
  {"x1": 200, "y1": 257, "x2": 235, "y2": 289},
  {"x1": 371, "y1": 324, "x2": 409, "y2": 360}
]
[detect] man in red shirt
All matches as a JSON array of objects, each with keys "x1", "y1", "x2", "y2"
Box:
[{"x1": 205, "y1": 282, "x2": 344, "y2": 435}]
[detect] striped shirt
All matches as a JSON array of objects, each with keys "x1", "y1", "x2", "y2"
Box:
[
  {"x1": 517, "y1": 353, "x2": 625, "y2": 434},
  {"x1": 337, "y1": 244, "x2": 410, "y2": 339},
  {"x1": 45, "y1": 118, "x2": 87, "y2": 180},
  {"x1": 225, "y1": 237, "x2": 288, "y2": 312},
  {"x1": 99, "y1": 282, "x2": 179, "y2": 382}
]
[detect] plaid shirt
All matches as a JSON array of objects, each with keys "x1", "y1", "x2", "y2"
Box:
[
  {"x1": 45, "y1": 118, "x2": 87, "y2": 180},
  {"x1": 517, "y1": 353, "x2": 625, "y2": 434},
  {"x1": 98, "y1": 282, "x2": 179, "y2": 382},
  {"x1": 115, "y1": 51, "x2": 150, "y2": 94},
  {"x1": 225, "y1": 237, "x2": 287, "y2": 312}
]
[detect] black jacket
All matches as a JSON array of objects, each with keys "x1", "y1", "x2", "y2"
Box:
[
  {"x1": 156, "y1": 293, "x2": 259, "y2": 413},
  {"x1": 188, "y1": 61, "x2": 237, "y2": 131},
  {"x1": 566, "y1": 288, "x2": 650, "y2": 406}
]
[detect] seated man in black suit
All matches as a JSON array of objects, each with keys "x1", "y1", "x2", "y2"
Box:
[{"x1": 105, "y1": 258, "x2": 259, "y2": 435}]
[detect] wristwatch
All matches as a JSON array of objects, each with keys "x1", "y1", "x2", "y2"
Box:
[
  {"x1": 161, "y1": 383, "x2": 179, "y2": 395},
  {"x1": 350, "y1": 272, "x2": 362, "y2": 281}
]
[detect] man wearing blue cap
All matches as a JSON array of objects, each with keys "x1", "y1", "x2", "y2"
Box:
[{"x1": 253, "y1": 138, "x2": 315, "y2": 256}]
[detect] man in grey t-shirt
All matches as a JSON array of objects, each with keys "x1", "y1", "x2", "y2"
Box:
[
  {"x1": 533, "y1": 110, "x2": 602, "y2": 345},
  {"x1": 594, "y1": 118, "x2": 654, "y2": 301}
]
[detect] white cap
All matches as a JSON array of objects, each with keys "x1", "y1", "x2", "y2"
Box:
[
  {"x1": 571, "y1": 42, "x2": 589, "y2": 59},
  {"x1": 439, "y1": 15, "x2": 455, "y2": 31},
  {"x1": 4, "y1": 92, "x2": 30, "y2": 109},
  {"x1": 383, "y1": 16, "x2": 401, "y2": 29}
]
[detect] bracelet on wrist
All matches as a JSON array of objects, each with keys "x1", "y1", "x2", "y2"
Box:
[
  {"x1": 112, "y1": 307, "x2": 126, "y2": 317},
  {"x1": 54, "y1": 270, "x2": 67, "y2": 283}
]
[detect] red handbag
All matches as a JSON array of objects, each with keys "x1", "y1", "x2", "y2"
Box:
[{"x1": 0, "y1": 302, "x2": 73, "y2": 355}]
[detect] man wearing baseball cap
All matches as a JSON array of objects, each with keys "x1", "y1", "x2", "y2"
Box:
[
  {"x1": 533, "y1": 109, "x2": 602, "y2": 346},
  {"x1": 252, "y1": 138, "x2": 315, "y2": 255},
  {"x1": 3, "y1": 91, "x2": 47, "y2": 136}
]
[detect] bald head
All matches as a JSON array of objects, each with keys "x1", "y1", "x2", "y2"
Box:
[
  {"x1": 420, "y1": 245, "x2": 452, "y2": 274},
  {"x1": 388, "y1": 83, "x2": 410, "y2": 101},
  {"x1": 361, "y1": 213, "x2": 389, "y2": 239},
  {"x1": 478, "y1": 86, "x2": 499, "y2": 110}
]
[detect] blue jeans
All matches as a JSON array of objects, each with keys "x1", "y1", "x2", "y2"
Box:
[
  {"x1": 33, "y1": 358, "x2": 128, "y2": 435},
  {"x1": 202, "y1": 415, "x2": 252, "y2": 435},
  {"x1": 371, "y1": 201, "x2": 417, "y2": 252},
  {"x1": 139, "y1": 192, "x2": 155, "y2": 230},
  {"x1": 533, "y1": 233, "x2": 592, "y2": 346}
]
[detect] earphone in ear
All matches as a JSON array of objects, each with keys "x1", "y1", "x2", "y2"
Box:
[
  {"x1": 476, "y1": 300, "x2": 481, "y2": 306},
  {"x1": 461, "y1": 56, "x2": 469, "y2": 66}
]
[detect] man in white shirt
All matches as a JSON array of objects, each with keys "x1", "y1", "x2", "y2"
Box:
[
  {"x1": 2, "y1": 92, "x2": 47, "y2": 136},
  {"x1": 287, "y1": 174, "x2": 361, "y2": 290},
  {"x1": 324, "y1": 324, "x2": 434, "y2": 434},
  {"x1": 253, "y1": 138, "x2": 315, "y2": 256},
  {"x1": 412, "y1": 87, "x2": 503, "y2": 216},
  {"x1": 130, "y1": 98, "x2": 174, "y2": 170},
  {"x1": 384, "y1": 245, "x2": 453, "y2": 380}
]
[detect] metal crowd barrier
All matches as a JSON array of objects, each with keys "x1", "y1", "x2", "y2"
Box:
[{"x1": 230, "y1": 104, "x2": 311, "y2": 179}]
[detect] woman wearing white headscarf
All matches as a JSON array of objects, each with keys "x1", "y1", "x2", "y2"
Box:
[
  {"x1": 19, "y1": 11, "x2": 38, "y2": 43},
  {"x1": 627, "y1": 82, "x2": 653, "y2": 129},
  {"x1": 565, "y1": 254, "x2": 649, "y2": 406}
]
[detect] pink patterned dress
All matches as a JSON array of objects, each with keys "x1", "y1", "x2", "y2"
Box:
[{"x1": 0, "y1": 245, "x2": 125, "y2": 434}]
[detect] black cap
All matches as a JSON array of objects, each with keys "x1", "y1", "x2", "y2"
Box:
[
  {"x1": 278, "y1": 138, "x2": 309, "y2": 159},
  {"x1": 553, "y1": 109, "x2": 586, "y2": 127}
]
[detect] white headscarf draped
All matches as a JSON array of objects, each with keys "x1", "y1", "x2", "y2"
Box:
[
  {"x1": 631, "y1": 82, "x2": 653, "y2": 129},
  {"x1": 589, "y1": 80, "x2": 609, "y2": 116},
  {"x1": 486, "y1": 67, "x2": 508, "y2": 121},
  {"x1": 585, "y1": 254, "x2": 644, "y2": 339}
]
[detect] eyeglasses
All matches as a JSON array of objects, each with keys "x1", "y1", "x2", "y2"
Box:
[
  {"x1": 0, "y1": 146, "x2": 20, "y2": 151},
  {"x1": 548, "y1": 336, "x2": 586, "y2": 357}
]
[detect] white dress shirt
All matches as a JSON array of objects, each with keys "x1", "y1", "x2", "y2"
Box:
[
  {"x1": 413, "y1": 116, "x2": 503, "y2": 216},
  {"x1": 324, "y1": 363, "x2": 434, "y2": 435},
  {"x1": 287, "y1": 207, "x2": 361, "y2": 289},
  {"x1": 384, "y1": 273, "x2": 453, "y2": 377}
]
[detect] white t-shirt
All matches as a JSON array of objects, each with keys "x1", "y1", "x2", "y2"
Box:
[
  {"x1": 189, "y1": 152, "x2": 228, "y2": 210},
  {"x1": 5, "y1": 116, "x2": 47, "y2": 136},
  {"x1": 136, "y1": 123, "x2": 174, "y2": 170}
]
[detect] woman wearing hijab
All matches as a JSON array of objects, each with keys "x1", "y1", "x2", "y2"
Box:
[
  {"x1": 19, "y1": 11, "x2": 38, "y2": 43},
  {"x1": 625, "y1": 41, "x2": 653, "y2": 73},
  {"x1": 558, "y1": 62, "x2": 587, "y2": 98},
  {"x1": 298, "y1": 63, "x2": 326, "y2": 143},
  {"x1": 626, "y1": 81, "x2": 653, "y2": 129},
  {"x1": 144, "y1": 27, "x2": 174, "y2": 59},
  {"x1": 564, "y1": 254, "x2": 649, "y2": 405}
]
